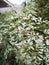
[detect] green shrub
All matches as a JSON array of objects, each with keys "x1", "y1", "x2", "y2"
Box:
[
  {"x1": 0, "y1": 1, "x2": 49, "y2": 65},
  {"x1": 34, "y1": 0, "x2": 49, "y2": 20}
]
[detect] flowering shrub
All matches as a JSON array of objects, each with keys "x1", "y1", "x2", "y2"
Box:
[{"x1": 0, "y1": 1, "x2": 49, "y2": 65}]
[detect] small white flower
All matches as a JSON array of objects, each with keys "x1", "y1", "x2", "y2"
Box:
[
  {"x1": 0, "y1": 34, "x2": 2, "y2": 44},
  {"x1": 28, "y1": 14, "x2": 32, "y2": 18},
  {"x1": 18, "y1": 34, "x2": 22, "y2": 38},
  {"x1": 11, "y1": 16, "x2": 14, "y2": 19},
  {"x1": 23, "y1": 17, "x2": 27, "y2": 19},
  {"x1": 10, "y1": 23, "x2": 15, "y2": 28},
  {"x1": 26, "y1": 27, "x2": 30, "y2": 31},
  {"x1": 18, "y1": 26, "x2": 22, "y2": 31},
  {"x1": 46, "y1": 40, "x2": 49, "y2": 45},
  {"x1": 21, "y1": 22, "x2": 26, "y2": 27}
]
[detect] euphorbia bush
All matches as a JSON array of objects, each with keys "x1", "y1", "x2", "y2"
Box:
[{"x1": 0, "y1": 1, "x2": 49, "y2": 65}]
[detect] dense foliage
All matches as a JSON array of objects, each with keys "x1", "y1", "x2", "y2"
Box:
[
  {"x1": 0, "y1": 0, "x2": 49, "y2": 65},
  {"x1": 34, "y1": 0, "x2": 49, "y2": 20}
]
